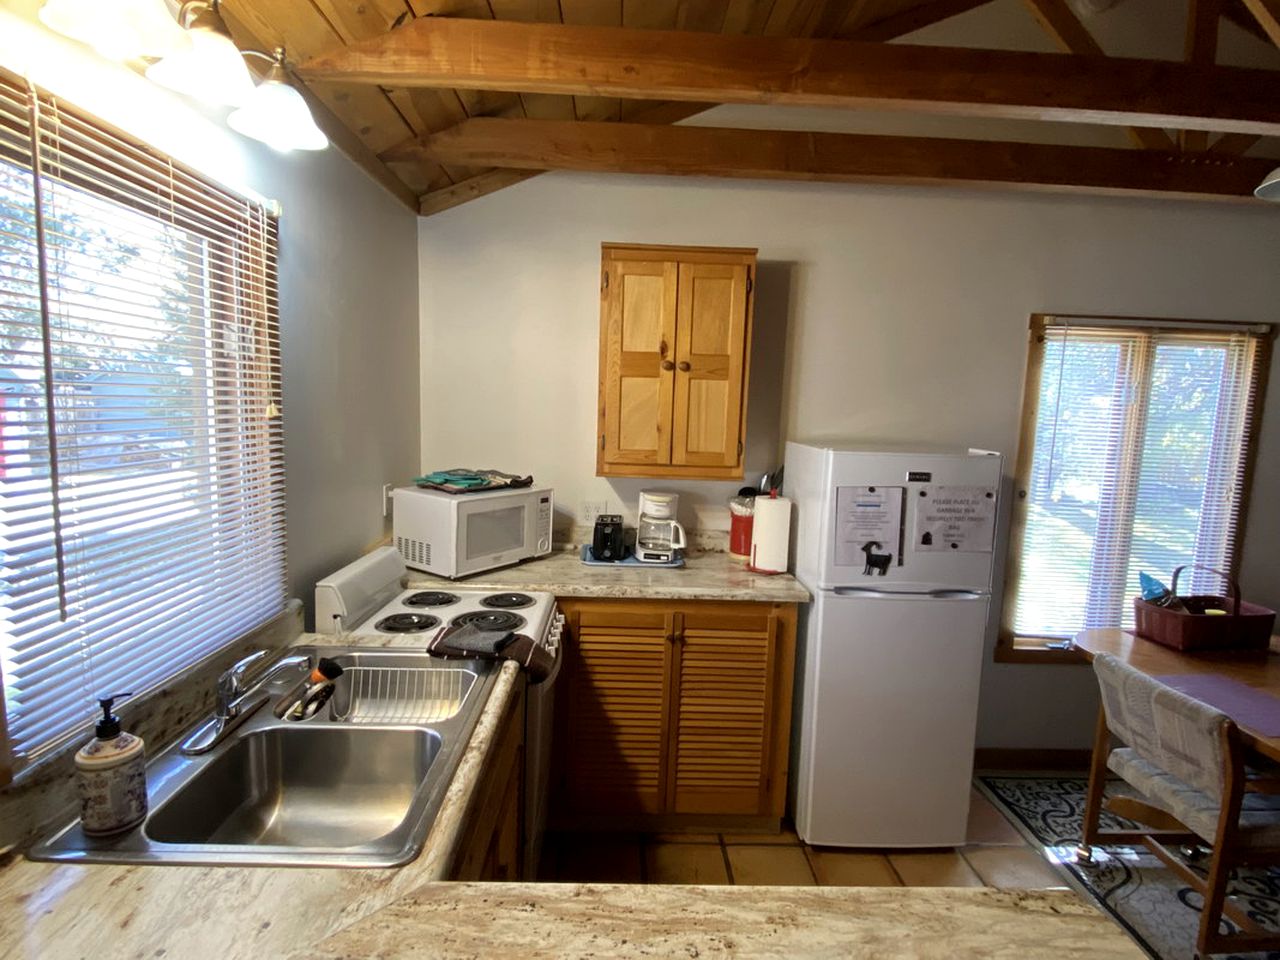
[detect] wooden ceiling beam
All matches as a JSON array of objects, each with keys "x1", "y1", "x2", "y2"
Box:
[
  {"x1": 1018, "y1": 0, "x2": 1174, "y2": 150},
  {"x1": 393, "y1": 117, "x2": 1275, "y2": 201},
  {"x1": 298, "y1": 17, "x2": 1280, "y2": 137},
  {"x1": 414, "y1": 0, "x2": 992, "y2": 216}
]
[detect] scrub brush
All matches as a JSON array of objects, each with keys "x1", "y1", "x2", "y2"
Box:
[{"x1": 276, "y1": 657, "x2": 344, "y2": 720}]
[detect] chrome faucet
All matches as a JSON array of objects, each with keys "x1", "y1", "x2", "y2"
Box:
[{"x1": 181, "y1": 651, "x2": 312, "y2": 755}]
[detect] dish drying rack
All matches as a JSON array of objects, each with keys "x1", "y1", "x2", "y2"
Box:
[{"x1": 331, "y1": 666, "x2": 469, "y2": 725}]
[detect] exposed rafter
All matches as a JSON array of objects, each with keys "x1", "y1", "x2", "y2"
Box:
[
  {"x1": 1239, "y1": 0, "x2": 1280, "y2": 45},
  {"x1": 393, "y1": 117, "x2": 1275, "y2": 201},
  {"x1": 1018, "y1": 0, "x2": 1175, "y2": 150},
  {"x1": 300, "y1": 18, "x2": 1280, "y2": 138}
]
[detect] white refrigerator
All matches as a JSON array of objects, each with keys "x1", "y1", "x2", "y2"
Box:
[{"x1": 784, "y1": 441, "x2": 1002, "y2": 847}]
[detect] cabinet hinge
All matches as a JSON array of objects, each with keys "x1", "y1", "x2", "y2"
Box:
[
  {"x1": 738, "y1": 439, "x2": 743, "y2": 458},
  {"x1": 600, "y1": 434, "x2": 606, "y2": 451},
  {"x1": 746, "y1": 267, "x2": 753, "y2": 295},
  {"x1": 602, "y1": 271, "x2": 610, "y2": 291}
]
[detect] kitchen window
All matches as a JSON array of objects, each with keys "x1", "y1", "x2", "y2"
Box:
[
  {"x1": 0, "y1": 70, "x2": 286, "y2": 781},
  {"x1": 999, "y1": 313, "x2": 1271, "y2": 660}
]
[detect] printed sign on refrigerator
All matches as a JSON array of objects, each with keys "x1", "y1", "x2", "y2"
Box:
[
  {"x1": 834, "y1": 486, "x2": 904, "y2": 570},
  {"x1": 914, "y1": 486, "x2": 996, "y2": 552}
]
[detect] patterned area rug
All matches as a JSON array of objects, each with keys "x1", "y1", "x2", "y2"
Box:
[{"x1": 979, "y1": 776, "x2": 1280, "y2": 960}]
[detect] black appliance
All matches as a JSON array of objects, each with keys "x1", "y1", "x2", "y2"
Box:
[{"x1": 591, "y1": 514, "x2": 626, "y2": 562}]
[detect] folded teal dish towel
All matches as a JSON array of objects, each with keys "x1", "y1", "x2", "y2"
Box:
[{"x1": 413, "y1": 468, "x2": 535, "y2": 494}]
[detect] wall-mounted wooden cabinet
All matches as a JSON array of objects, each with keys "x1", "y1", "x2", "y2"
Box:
[
  {"x1": 555, "y1": 598, "x2": 796, "y2": 828},
  {"x1": 596, "y1": 243, "x2": 757, "y2": 480}
]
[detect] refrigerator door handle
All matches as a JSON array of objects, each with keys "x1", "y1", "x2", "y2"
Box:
[{"x1": 832, "y1": 587, "x2": 987, "y2": 600}]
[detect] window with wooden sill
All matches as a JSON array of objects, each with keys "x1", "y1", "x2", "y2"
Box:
[{"x1": 996, "y1": 314, "x2": 1271, "y2": 664}]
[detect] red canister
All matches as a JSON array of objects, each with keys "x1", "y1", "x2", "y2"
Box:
[{"x1": 729, "y1": 493, "x2": 755, "y2": 563}]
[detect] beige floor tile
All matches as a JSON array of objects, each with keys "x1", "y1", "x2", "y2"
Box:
[
  {"x1": 648, "y1": 832, "x2": 721, "y2": 844},
  {"x1": 961, "y1": 845, "x2": 1067, "y2": 889},
  {"x1": 966, "y1": 788, "x2": 1028, "y2": 846},
  {"x1": 726, "y1": 844, "x2": 816, "y2": 885},
  {"x1": 805, "y1": 848, "x2": 902, "y2": 886},
  {"x1": 888, "y1": 850, "x2": 984, "y2": 887},
  {"x1": 646, "y1": 843, "x2": 730, "y2": 884},
  {"x1": 553, "y1": 835, "x2": 644, "y2": 883},
  {"x1": 720, "y1": 823, "x2": 800, "y2": 845}
]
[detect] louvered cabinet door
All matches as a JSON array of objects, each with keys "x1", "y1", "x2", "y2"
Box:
[
  {"x1": 671, "y1": 261, "x2": 751, "y2": 470},
  {"x1": 598, "y1": 258, "x2": 677, "y2": 469},
  {"x1": 669, "y1": 607, "x2": 777, "y2": 815},
  {"x1": 562, "y1": 605, "x2": 674, "y2": 814}
]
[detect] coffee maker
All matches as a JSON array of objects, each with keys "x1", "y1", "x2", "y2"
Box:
[{"x1": 636, "y1": 491, "x2": 687, "y2": 563}]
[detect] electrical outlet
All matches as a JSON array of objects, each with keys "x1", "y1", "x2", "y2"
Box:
[
  {"x1": 382, "y1": 483, "x2": 394, "y2": 518},
  {"x1": 580, "y1": 500, "x2": 609, "y2": 525}
]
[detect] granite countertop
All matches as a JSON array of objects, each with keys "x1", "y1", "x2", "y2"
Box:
[
  {"x1": 287, "y1": 884, "x2": 1144, "y2": 960},
  {"x1": 405, "y1": 549, "x2": 811, "y2": 604}
]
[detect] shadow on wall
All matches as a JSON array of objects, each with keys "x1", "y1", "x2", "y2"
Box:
[{"x1": 602, "y1": 260, "x2": 798, "y2": 531}]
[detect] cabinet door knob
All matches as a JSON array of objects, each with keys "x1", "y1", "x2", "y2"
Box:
[
  {"x1": 661, "y1": 360, "x2": 675, "y2": 371},
  {"x1": 677, "y1": 361, "x2": 691, "y2": 372}
]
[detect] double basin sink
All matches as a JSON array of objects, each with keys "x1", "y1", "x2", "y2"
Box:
[{"x1": 30, "y1": 646, "x2": 498, "y2": 868}]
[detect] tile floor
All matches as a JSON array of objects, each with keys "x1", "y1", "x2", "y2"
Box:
[{"x1": 540, "y1": 786, "x2": 1068, "y2": 888}]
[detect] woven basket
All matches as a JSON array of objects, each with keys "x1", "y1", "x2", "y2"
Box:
[{"x1": 1133, "y1": 564, "x2": 1275, "y2": 652}]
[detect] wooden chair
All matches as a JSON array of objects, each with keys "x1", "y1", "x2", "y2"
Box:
[{"x1": 1080, "y1": 652, "x2": 1280, "y2": 957}]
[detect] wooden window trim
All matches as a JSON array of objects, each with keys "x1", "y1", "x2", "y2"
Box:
[{"x1": 996, "y1": 313, "x2": 1273, "y2": 664}]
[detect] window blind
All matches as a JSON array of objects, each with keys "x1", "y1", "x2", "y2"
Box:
[
  {"x1": 0, "y1": 69, "x2": 286, "y2": 775},
  {"x1": 1006, "y1": 315, "x2": 1269, "y2": 642}
]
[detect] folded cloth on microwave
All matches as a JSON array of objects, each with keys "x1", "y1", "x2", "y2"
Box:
[
  {"x1": 413, "y1": 468, "x2": 534, "y2": 494},
  {"x1": 427, "y1": 625, "x2": 555, "y2": 683}
]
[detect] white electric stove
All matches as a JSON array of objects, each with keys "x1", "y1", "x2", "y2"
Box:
[{"x1": 314, "y1": 545, "x2": 562, "y2": 877}]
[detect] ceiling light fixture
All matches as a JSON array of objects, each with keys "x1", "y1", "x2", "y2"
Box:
[
  {"x1": 145, "y1": 0, "x2": 256, "y2": 107},
  {"x1": 1255, "y1": 167, "x2": 1280, "y2": 202},
  {"x1": 39, "y1": 0, "x2": 190, "y2": 61},
  {"x1": 228, "y1": 48, "x2": 328, "y2": 153}
]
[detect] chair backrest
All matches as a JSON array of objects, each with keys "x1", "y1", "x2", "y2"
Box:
[{"x1": 1093, "y1": 653, "x2": 1230, "y2": 799}]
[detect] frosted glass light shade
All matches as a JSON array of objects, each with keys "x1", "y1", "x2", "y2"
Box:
[
  {"x1": 145, "y1": 25, "x2": 256, "y2": 107},
  {"x1": 40, "y1": 0, "x2": 190, "y2": 60},
  {"x1": 228, "y1": 67, "x2": 327, "y2": 152},
  {"x1": 1256, "y1": 167, "x2": 1280, "y2": 202}
]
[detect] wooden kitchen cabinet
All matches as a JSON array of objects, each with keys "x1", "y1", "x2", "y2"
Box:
[
  {"x1": 555, "y1": 598, "x2": 796, "y2": 828},
  {"x1": 597, "y1": 244, "x2": 756, "y2": 480}
]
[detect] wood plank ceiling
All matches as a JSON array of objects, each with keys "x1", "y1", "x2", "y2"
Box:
[{"x1": 215, "y1": 0, "x2": 1280, "y2": 215}]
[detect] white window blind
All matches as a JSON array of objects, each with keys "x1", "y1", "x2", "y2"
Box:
[
  {"x1": 0, "y1": 69, "x2": 286, "y2": 776},
  {"x1": 1005, "y1": 315, "x2": 1269, "y2": 643}
]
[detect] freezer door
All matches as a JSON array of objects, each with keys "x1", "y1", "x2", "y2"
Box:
[
  {"x1": 794, "y1": 590, "x2": 988, "y2": 847},
  {"x1": 823, "y1": 451, "x2": 1001, "y2": 592}
]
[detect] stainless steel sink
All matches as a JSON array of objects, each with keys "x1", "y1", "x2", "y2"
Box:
[{"x1": 29, "y1": 646, "x2": 497, "y2": 868}]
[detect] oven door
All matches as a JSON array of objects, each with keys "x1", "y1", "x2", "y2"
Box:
[
  {"x1": 523, "y1": 611, "x2": 563, "y2": 878},
  {"x1": 454, "y1": 494, "x2": 536, "y2": 577}
]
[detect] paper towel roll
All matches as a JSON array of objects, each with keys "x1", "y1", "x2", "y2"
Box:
[{"x1": 749, "y1": 495, "x2": 791, "y2": 574}]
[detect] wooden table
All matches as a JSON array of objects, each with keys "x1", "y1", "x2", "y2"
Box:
[{"x1": 1073, "y1": 628, "x2": 1280, "y2": 762}]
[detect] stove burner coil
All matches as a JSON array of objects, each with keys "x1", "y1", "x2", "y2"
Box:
[
  {"x1": 404, "y1": 591, "x2": 460, "y2": 608},
  {"x1": 481, "y1": 592, "x2": 535, "y2": 610},
  {"x1": 450, "y1": 610, "x2": 526, "y2": 632},
  {"x1": 375, "y1": 613, "x2": 441, "y2": 633}
]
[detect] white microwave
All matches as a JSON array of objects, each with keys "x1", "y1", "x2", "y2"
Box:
[{"x1": 391, "y1": 485, "x2": 553, "y2": 579}]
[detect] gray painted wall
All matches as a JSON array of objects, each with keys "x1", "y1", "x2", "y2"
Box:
[{"x1": 418, "y1": 169, "x2": 1280, "y2": 751}]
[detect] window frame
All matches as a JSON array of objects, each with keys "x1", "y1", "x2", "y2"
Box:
[
  {"x1": 996, "y1": 313, "x2": 1273, "y2": 664},
  {"x1": 0, "y1": 69, "x2": 285, "y2": 782}
]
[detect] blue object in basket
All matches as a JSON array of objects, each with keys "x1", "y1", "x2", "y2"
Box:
[{"x1": 580, "y1": 544, "x2": 684, "y2": 569}]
